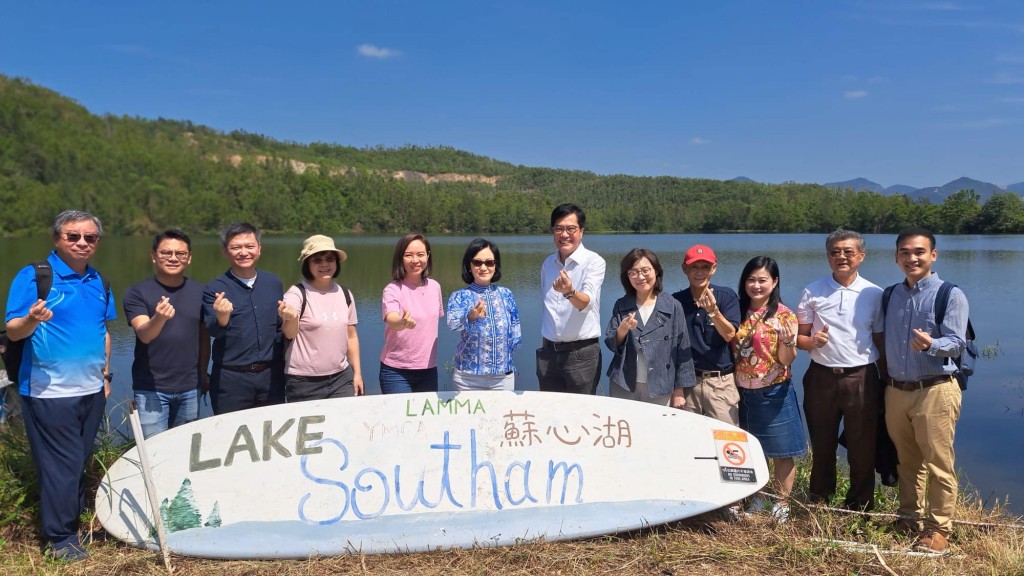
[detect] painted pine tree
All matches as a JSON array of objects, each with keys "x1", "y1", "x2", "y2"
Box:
[
  {"x1": 166, "y1": 478, "x2": 203, "y2": 532},
  {"x1": 204, "y1": 502, "x2": 222, "y2": 528}
]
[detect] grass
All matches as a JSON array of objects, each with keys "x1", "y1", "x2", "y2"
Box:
[{"x1": 1, "y1": 403, "x2": 1023, "y2": 575}]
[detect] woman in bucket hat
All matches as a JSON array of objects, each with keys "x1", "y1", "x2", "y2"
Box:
[{"x1": 281, "y1": 235, "x2": 363, "y2": 401}]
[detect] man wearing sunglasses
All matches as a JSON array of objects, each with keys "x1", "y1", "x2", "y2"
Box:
[{"x1": 4, "y1": 210, "x2": 116, "y2": 562}]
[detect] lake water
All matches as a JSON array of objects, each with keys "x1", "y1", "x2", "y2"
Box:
[{"x1": 3, "y1": 233, "x2": 1023, "y2": 513}]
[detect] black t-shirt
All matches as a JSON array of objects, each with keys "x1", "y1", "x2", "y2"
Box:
[
  {"x1": 124, "y1": 277, "x2": 205, "y2": 393},
  {"x1": 672, "y1": 283, "x2": 740, "y2": 372}
]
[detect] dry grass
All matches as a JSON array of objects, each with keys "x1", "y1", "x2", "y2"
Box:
[{"x1": 2, "y1": 499, "x2": 1022, "y2": 576}]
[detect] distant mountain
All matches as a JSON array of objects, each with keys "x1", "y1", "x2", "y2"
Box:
[
  {"x1": 909, "y1": 177, "x2": 1005, "y2": 203},
  {"x1": 824, "y1": 178, "x2": 884, "y2": 193},
  {"x1": 885, "y1": 184, "x2": 918, "y2": 195},
  {"x1": 1007, "y1": 182, "x2": 1024, "y2": 194},
  {"x1": 731, "y1": 176, "x2": 756, "y2": 182}
]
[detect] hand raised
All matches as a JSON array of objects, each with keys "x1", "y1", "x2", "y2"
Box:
[
  {"x1": 278, "y1": 300, "x2": 298, "y2": 322},
  {"x1": 552, "y1": 270, "x2": 574, "y2": 295},
  {"x1": 28, "y1": 299, "x2": 53, "y2": 323},
  {"x1": 400, "y1": 309, "x2": 417, "y2": 330},
  {"x1": 911, "y1": 328, "x2": 932, "y2": 351},
  {"x1": 154, "y1": 295, "x2": 176, "y2": 321},
  {"x1": 813, "y1": 323, "x2": 830, "y2": 348},
  {"x1": 697, "y1": 287, "x2": 718, "y2": 312},
  {"x1": 468, "y1": 299, "x2": 487, "y2": 321},
  {"x1": 619, "y1": 311, "x2": 638, "y2": 332},
  {"x1": 212, "y1": 292, "x2": 233, "y2": 315}
]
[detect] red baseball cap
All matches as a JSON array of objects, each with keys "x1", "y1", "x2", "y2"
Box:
[{"x1": 684, "y1": 244, "x2": 717, "y2": 265}]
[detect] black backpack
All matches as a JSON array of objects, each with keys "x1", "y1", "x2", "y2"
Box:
[
  {"x1": 0, "y1": 262, "x2": 111, "y2": 384},
  {"x1": 284, "y1": 283, "x2": 353, "y2": 342},
  {"x1": 881, "y1": 281, "x2": 977, "y2": 390}
]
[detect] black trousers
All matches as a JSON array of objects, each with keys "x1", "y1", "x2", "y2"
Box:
[
  {"x1": 535, "y1": 340, "x2": 601, "y2": 395},
  {"x1": 21, "y1": 391, "x2": 106, "y2": 548}
]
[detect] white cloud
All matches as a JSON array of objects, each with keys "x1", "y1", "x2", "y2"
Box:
[
  {"x1": 357, "y1": 44, "x2": 402, "y2": 59},
  {"x1": 990, "y1": 72, "x2": 1024, "y2": 84},
  {"x1": 844, "y1": 90, "x2": 869, "y2": 99},
  {"x1": 690, "y1": 137, "x2": 709, "y2": 145}
]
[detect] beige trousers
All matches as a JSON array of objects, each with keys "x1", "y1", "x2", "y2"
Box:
[
  {"x1": 884, "y1": 377, "x2": 962, "y2": 535},
  {"x1": 683, "y1": 373, "x2": 740, "y2": 426}
]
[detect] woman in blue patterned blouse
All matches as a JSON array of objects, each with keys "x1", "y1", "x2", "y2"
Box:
[{"x1": 446, "y1": 238, "x2": 523, "y2": 390}]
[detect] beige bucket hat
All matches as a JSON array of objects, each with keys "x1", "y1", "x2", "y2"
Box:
[{"x1": 298, "y1": 234, "x2": 347, "y2": 262}]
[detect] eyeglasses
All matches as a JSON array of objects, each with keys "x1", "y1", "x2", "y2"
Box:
[
  {"x1": 471, "y1": 259, "x2": 496, "y2": 268},
  {"x1": 157, "y1": 250, "x2": 190, "y2": 260},
  {"x1": 551, "y1": 225, "x2": 580, "y2": 235},
  {"x1": 62, "y1": 232, "x2": 100, "y2": 245},
  {"x1": 626, "y1": 267, "x2": 653, "y2": 278},
  {"x1": 828, "y1": 249, "x2": 860, "y2": 258}
]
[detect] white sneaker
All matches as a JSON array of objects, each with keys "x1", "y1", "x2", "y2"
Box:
[
  {"x1": 770, "y1": 502, "x2": 790, "y2": 524},
  {"x1": 744, "y1": 495, "x2": 770, "y2": 515}
]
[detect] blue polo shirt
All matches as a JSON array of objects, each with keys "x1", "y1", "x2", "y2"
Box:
[{"x1": 5, "y1": 251, "x2": 116, "y2": 398}]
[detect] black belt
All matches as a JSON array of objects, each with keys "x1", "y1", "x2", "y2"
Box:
[
  {"x1": 542, "y1": 338, "x2": 599, "y2": 352},
  {"x1": 812, "y1": 361, "x2": 871, "y2": 375},
  {"x1": 888, "y1": 375, "x2": 952, "y2": 391},
  {"x1": 695, "y1": 368, "x2": 734, "y2": 378},
  {"x1": 222, "y1": 362, "x2": 270, "y2": 373}
]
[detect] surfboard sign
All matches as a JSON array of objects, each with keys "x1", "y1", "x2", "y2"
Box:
[{"x1": 96, "y1": 391, "x2": 768, "y2": 559}]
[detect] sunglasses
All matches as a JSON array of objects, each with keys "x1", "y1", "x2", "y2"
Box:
[
  {"x1": 471, "y1": 259, "x2": 496, "y2": 268},
  {"x1": 63, "y1": 232, "x2": 100, "y2": 245}
]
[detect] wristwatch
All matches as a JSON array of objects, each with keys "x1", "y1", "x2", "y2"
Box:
[
  {"x1": 564, "y1": 290, "x2": 576, "y2": 300},
  {"x1": 104, "y1": 372, "x2": 114, "y2": 382}
]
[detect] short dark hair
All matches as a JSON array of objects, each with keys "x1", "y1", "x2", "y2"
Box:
[
  {"x1": 152, "y1": 229, "x2": 192, "y2": 252},
  {"x1": 460, "y1": 238, "x2": 502, "y2": 284},
  {"x1": 53, "y1": 210, "x2": 102, "y2": 240},
  {"x1": 391, "y1": 232, "x2": 432, "y2": 282},
  {"x1": 301, "y1": 251, "x2": 341, "y2": 281},
  {"x1": 738, "y1": 255, "x2": 783, "y2": 322},
  {"x1": 825, "y1": 228, "x2": 864, "y2": 252},
  {"x1": 896, "y1": 227, "x2": 936, "y2": 250},
  {"x1": 619, "y1": 248, "x2": 664, "y2": 296},
  {"x1": 550, "y1": 203, "x2": 586, "y2": 230},
  {"x1": 221, "y1": 222, "x2": 261, "y2": 247}
]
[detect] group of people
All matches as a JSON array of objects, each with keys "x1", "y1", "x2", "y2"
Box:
[{"x1": 4, "y1": 206, "x2": 970, "y2": 561}]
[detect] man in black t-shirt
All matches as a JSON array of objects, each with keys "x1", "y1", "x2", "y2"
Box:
[{"x1": 123, "y1": 229, "x2": 208, "y2": 438}]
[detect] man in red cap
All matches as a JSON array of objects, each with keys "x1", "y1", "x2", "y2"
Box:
[{"x1": 672, "y1": 245, "x2": 741, "y2": 425}]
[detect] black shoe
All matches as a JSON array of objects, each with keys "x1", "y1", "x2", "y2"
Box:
[{"x1": 48, "y1": 542, "x2": 88, "y2": 562}]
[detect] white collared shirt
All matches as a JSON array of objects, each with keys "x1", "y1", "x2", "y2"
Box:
[
  {"x1": 796, "y1": 273, "x2": 884, "y2": 367},
  {"x1": 540, "y1": 243, "x2": 606, "y2": 342}
]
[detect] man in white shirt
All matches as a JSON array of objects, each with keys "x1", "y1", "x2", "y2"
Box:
[
  {"x1": 536, "y1": 204, "x2": 606, "y2": 394},
  {"x1": 796, "y1": 229, "x2": 884, "y2": 511}
]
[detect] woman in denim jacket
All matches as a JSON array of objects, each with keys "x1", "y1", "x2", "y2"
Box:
[{"x1": 604, "y1": 248, "x2": 696, "y2": 406}]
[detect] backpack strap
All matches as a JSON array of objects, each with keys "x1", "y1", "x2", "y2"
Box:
[
  {"x1": 294, "y1": 283, "x2": 308, "y2": 319},
  {"x1": 32, "y1": 262, "x2": 53, "y2": 301},
  {"x1": 881, "y1": 284, "x2": 895, "y2": 320},
  {"x1": 338, "y1": 284, "x2": 352, "y2": 308},
  {"x1": 934, "y1": 281, "x2": 975, "y2": 341}
]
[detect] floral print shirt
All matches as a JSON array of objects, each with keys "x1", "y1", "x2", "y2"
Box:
[
  {"x1": 733, "y1": 304, "x2": 798, "y2": 389},
  {"x1": 447, "y1": 283, "x2": 522, "y2": 376}
]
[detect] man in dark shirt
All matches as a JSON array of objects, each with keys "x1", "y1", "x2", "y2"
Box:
[
  {"x1": 202, "y1": 222, "x2": 285, "y2": 414},
  {"x1": 672, "y1": 245, "x2": 741, "y2": 425},
  {"x1": 124, "y1": 229, "x2": 208, "y2": 437}
]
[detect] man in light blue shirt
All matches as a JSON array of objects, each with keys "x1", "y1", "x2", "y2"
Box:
[{"x1": 881, "y1": 227, "x2": 968, "y2": 554}]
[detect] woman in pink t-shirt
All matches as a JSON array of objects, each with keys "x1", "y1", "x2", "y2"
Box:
[
  {"x1": 281, "y1": 235, "x2": 363, "y2": 402},
  {"x1": 379, "y1": 232, "x2": 444, "y2": 394}
]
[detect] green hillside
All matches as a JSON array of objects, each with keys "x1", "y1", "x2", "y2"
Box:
[{"x1": 2, "y1": 75, "x2": 1022, "y2": 236}]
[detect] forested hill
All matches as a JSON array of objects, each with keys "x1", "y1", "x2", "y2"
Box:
[{"x1": 2, "y1": 75, "x2": 1022, "y2": 236}]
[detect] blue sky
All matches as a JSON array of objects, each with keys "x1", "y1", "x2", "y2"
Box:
[{"x1": 3, "y1": 0, "x2": 1023, "y2": 188}]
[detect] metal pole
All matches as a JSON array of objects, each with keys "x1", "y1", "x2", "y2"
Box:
[{"x1": 127, "y1": 400, "x2": 174, "y2": 573}]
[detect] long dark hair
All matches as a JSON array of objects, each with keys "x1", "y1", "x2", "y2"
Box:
[
  {"x1": 391, "y1": 232, "x2": 432, "y2": 282},
  {"x1": 738, "y1": 255, "x2": 782, "y2": 322}
]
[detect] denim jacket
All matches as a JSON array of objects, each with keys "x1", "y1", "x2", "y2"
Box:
[{"x1": 604, "y1": 293, "x2": 697, "y2": 398}]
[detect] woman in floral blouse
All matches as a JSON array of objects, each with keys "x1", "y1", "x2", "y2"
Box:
[
  {"x1": 733, "y1": 255, "x2": 806, "y2": 523},
  {"x1": 446, "y1": 238, "x2": 522, "y2": 390}
]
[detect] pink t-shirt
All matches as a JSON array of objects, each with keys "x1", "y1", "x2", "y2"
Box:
[
  {"x1": 380, "y1": 278, "x2": 444, "y2": 369},
  {"x1": 283, "y1": 281, "x2": 357, "y2": 376}
]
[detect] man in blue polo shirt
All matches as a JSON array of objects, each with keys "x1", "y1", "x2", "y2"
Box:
[
  {"x1": 5, "y1": 210, "x2": 116, "y2": 562},
  {"x1": 203, "y1": 222, "x2": 285, "y2": 414}
]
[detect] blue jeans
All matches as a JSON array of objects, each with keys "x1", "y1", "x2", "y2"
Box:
[
  {"x1": 379, "y1": 363, "x2": 438, "y2": 394},
  {"x1": 134, "y1": 388, "x2": 199, "y2": 438},
  {"x1": 738, "y1": 380, "x2": 808, "y2": 459}
]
